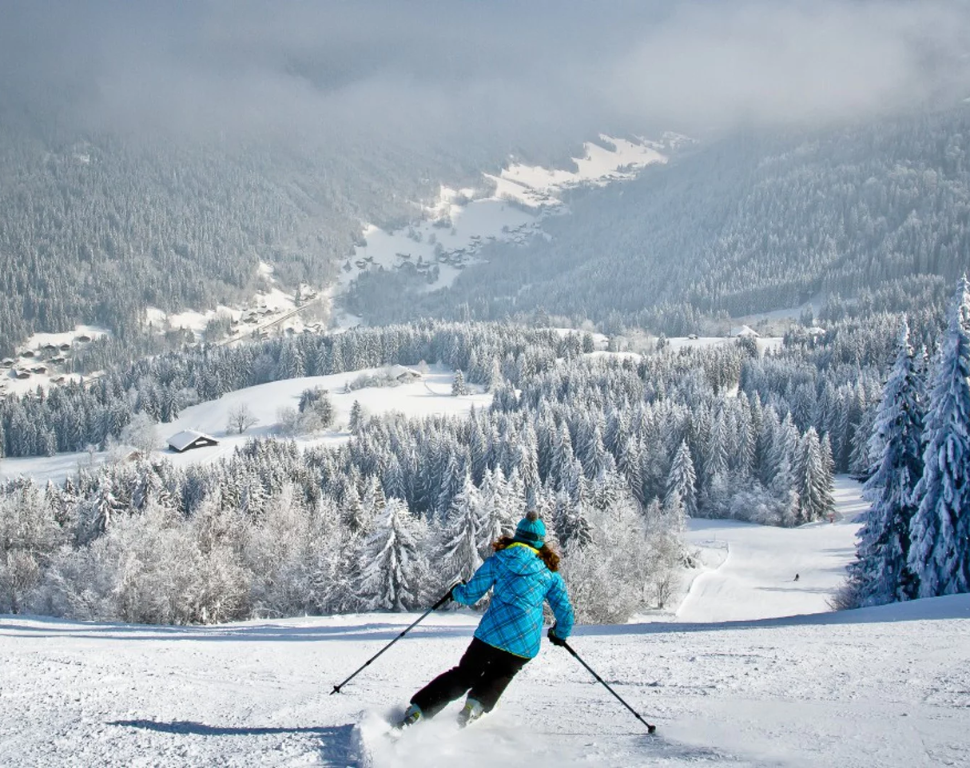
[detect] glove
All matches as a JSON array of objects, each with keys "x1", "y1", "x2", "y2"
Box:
[
  {"x1": 547, "y1": 626, "x2": 567, "y2": 647},
  {"x1": 448, "y1": 581, "x2": 465, "y2": 601}
]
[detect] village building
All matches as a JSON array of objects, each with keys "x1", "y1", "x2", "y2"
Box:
[{"x1": 167, "y1": 430, "x2": 219, "y2": 453}]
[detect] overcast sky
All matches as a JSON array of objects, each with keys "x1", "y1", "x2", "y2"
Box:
[{"x1": 1, "y1": 0, "x2": 968, "y2": 146}]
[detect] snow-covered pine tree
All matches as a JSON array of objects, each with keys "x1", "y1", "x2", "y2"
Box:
[
  {"x1": 451, "y1": 369, "x2": 467, "y2": 397},
  {"x1": 349, "y1": 400, "x2": 365, "y2": 434},
  {"x1": 435, "y1": 451, "x2": 466, "y2": 518},
  {"x1": 361, "y1": 474, "x2": 387, "y2": 524},
  {"x1": 616, "y1": 436, "x2": 645, "y2": 510},
  {"x1": 478, "y1": 467, "x2": 515, "y2": 546},
  {"x1": 358, "y1": 498, "x2": 428, "y2": 611},
  {"x1": 552, "y1": 490, "x2": 592, "y2": 555},
  {"x1": 794, "y1": 427, "x2": 835, "y2": 524},
  {"x1": 908, "y1": 279, "x2": 970, "y2": 598},
  {"x1": 437, "y1": 472, "x2": 486, "y2": 585},
  {"x1": 665, "y1": 440, "x2": 697, "y2": 519},
  {"x1": 851, "y1": 321, "x2": 925, "y2": 605}
]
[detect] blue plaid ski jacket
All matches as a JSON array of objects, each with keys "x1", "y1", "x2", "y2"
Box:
[{"x1": 452, "y1": 543, "x2": 574, "y2": 659}]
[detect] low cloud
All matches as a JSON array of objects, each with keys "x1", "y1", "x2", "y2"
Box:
[
  {"x1": 1, "y1": 0, "x2": 967, "y2": 146},
  {"x1": 607, "y1": 1, "x2": 970, "y2": 130}
]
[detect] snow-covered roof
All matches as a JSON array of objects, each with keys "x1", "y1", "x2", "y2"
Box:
[
  {"x1": 167, "y1": 429, "x2": 218, "y2": 452},
  {"x1": 730, "y1": 325, "x2": 760, "y2": 337}
]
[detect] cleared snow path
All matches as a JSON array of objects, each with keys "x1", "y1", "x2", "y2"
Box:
[
  {"x1": 4, "y1": 478, "x2": 969, "y2": 766},
  {"x1": 679, "y1": 477, "x2": 866, "y2": 622}
]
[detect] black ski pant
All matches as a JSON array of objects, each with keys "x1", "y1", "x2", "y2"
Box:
[{"x1": 410, "y1": 637, "x2": 529, "y2": 717}]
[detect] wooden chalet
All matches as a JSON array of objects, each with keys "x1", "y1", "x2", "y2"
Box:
[{"x1": 167, "y1": 430, "x2": 219, "y2": 453}]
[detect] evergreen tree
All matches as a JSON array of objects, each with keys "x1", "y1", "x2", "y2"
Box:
[
  {"x1": 438, "y1": 472, "x2": 486, "y2": 584},
  {"x1": 908, "y1": 279, "x2": 970, "y2": 598},
  {"x1": 794, "y1": 427, "x2": 835, "y2": 524},
  {"x1": 451, "y1": 369, "x2": 468, "y2": 397},
  {"x1": 358, "y1": 498, "x2": 428, "y2": 611},
  {"x1": 480, "y1": 467, "x2": 517, "y2": 546},
  {"x1": 553, "y1": 492, "x2": 593, "y2": 555},
  {"x1": 349, "y1": 401, "x2": 365, "y2": 434},
  {"x1": 851, "y1": 321, "x2": 925, "y2": 605},
  {"x1": 665, "y1": 440, "x2": 697, "y2": 519}
]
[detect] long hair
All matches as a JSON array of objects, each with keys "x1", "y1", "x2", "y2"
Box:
[{"x1": 492, "y1": 535, "x2": 560, "y2": 572}]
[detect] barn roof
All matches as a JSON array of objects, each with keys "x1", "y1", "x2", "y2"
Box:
[
  {"x1": 730, "y1": 325, "x2": 760, "y2": 337},
  {"x1": 167, "y1": 429, "x2": 218, "y2": 451}
]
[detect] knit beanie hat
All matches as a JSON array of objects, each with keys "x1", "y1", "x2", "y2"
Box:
[{"x1": 513, "y1": 510, "x2": 546, "y2": 548}]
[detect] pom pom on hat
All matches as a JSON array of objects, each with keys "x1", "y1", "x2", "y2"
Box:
[{"x1": 513, "y1": 509, "x2": 546, "y2": 548}]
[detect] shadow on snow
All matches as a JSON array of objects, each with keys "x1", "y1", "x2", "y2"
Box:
[{"x1": 109, "y1": 720, "x2": 364, "y2": 767}]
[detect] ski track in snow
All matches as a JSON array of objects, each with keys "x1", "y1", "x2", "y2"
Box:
[{"x1": 3, "y1": 480, "x2": 970, "y2": 767}]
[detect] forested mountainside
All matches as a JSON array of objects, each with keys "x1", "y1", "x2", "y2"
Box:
[
  {"x1": 0, "y1": 0, "x2": 639, "y2": 359},
  {"x1": 0, "y1": 107, "x2": 538, "y2": 355},
  {"x1": 347, "y1": 107, "x2": 970, "y2": 332}
]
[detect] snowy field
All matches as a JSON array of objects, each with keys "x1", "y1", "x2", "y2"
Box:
[
  {"x1": 3, "y1": 479, "x2": 969, "y2": 767},
  {"x1": 0, "y1": 364, "x2": 490, "y2": 484}
]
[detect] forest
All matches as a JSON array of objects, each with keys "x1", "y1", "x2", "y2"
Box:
[
  {"x1": 5, "y1": 307, "x2": 936, "y2": 624},
  {"x1": 5, "y1": 103, "x2": 970, "y2": 364}
]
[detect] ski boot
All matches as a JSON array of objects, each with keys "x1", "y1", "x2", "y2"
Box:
[
  {"x1": 397, "y1": 703, "x2": 423, "y2": 729},
  {"x1": 456, "y1": 698, "x2": 484, "y2": 728}
]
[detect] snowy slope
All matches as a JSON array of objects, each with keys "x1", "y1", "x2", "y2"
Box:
[
  {"x1": 159, "y1": 364, "x2": 489, "y2": 471},
  {"x1": 3, "y1": 481, "x2": 969, "y2": 767},
  {"x1": 678, "y1": 477, "x2": 866, "y2": 622},
  {"x1": 2, "y1": 596, "x2": 968, "y2": 767}
]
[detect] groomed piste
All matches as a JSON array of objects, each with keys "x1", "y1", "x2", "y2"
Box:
[{"x1": 2, "y1": 479, "x2": 969, "y2": 767}]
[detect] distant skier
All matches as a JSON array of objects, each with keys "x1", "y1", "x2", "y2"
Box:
[
  {"x1": 794, "y1": 573, "x2": 800, "y2": 582},
  {"x1": 398, "y1": 510, "x2": 575, "y2": 729}
]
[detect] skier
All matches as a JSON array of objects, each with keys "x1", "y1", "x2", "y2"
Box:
[{"x1": 398, "y1": 510, "x2": 574, "y2": 729}]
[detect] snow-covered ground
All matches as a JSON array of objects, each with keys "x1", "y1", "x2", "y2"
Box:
[
  {"x1": 160, "y1": 364, "x2": 490, "y2": 471},
  {"x1": 3, "y1": 478, "x2": 969, "y2": 767}
]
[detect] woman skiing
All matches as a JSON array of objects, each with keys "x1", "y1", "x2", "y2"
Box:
[{"x1": 399, "y1": 510, "x2": 574, "y2": 728}]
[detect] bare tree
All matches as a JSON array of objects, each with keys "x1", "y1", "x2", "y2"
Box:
[
  {"x1": 120, "y1": 412, "x2": 159, "y2": 454},
  {"x1": 227, "y1": 403, "x2": 259, "y2": 434}
]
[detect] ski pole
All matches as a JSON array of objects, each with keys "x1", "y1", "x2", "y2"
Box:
[
  {"x1": 561, "y1": 640, "x2": 657, "y2": 734},
  {"x1": 330, "y1": 588, "x2": 454, "y2": 695}
]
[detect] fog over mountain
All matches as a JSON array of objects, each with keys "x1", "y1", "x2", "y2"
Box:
[{"x1": 2, "y1": 0, "x2": 967, "y2": 144}]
